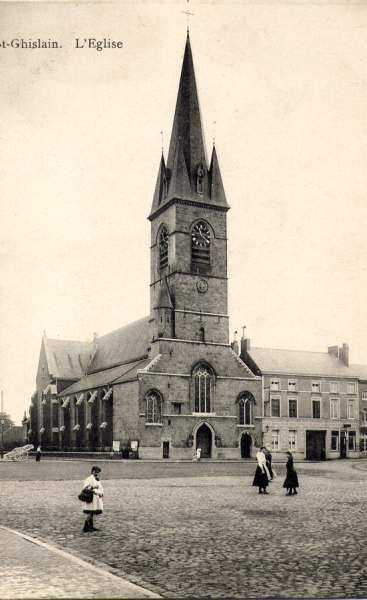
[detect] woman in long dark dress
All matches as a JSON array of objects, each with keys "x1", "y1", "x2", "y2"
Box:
[
  {"x1": 252, "y1": 447, "x2": 270, "y2": 494},
  {"x1": 283, "y1": 451, "x2": 299, "y2": 495}
]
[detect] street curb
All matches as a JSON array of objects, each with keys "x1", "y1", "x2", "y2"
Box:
[{"x1": 0, "y1": 525, "x2": 161, "y2": 599}]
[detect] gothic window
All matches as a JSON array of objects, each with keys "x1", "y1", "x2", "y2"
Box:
[
  {"x1": 145, "y1": 391, "x2": 162, "y2": 424},
  {"x1": 193, "y1": 364, "x2": 214, "y2": 413},
  {"x1": 191, "y1": 221, "x2": 211, "y2": 268},
  {"x1": 199, "y1": 327, "x2": 205, "y2": 342},
  {"x1": 159, "y1": 226, "x2": 169, "y2": 270},
  {"x1": 238, "y1": 392, "x2": 255, "y2": 425}
]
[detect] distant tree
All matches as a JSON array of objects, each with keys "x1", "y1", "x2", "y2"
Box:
[{"x1": 0, "y1": 412, "x2": 15, "y2": 431}]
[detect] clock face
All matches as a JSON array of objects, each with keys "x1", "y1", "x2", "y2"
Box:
[
  {"x1": 192, "y1": 222, "x2": 210, "y2": 247},
  {"x1": 197, "y1": 278, "x2": 208, "y2": 293}
]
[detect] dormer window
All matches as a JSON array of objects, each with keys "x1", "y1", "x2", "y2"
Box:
[
  {"x1": 159, "y1": 226, "x2": 169, "y2": 270},
  {"x1": 196, "y1": 164, "x2": 205, "y2": 194}
]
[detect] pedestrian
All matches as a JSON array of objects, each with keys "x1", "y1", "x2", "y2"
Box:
[
  {"x1": 283, "y1": 451, "x2": 299, "y2": 496},
  {"x1": 82, "y1": 465, "x2": 104, "y2": 532},
  {"x1": 252, "y1": 446, "x2": 270, "y2": 494},
  {"x1": 264, "y1": 447, "x2": 274, "y2": 480},
  {"x1": 35, "y1": 445, "x2": 41, "y2": 462}
]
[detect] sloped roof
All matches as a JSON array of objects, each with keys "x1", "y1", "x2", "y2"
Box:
[
  {"x1": 349, "y1": 364, "x2": 367, "y2": 381},
  {"x1": 89, "y1": 316, "x2": 150, "y2": 372},
  {"x1": 44, "y1": 338, "x2": 93, "y2": 380},
  {"x1": 247, "y1": 347, "x2": 358, "y2": 379},
  {"x1": 60, "y1": 358, "x2": 150, "y2": 395}
]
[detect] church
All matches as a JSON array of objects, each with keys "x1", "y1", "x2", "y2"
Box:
[
  {"x1": 28, "y1": 31, "x2": 262, "y2": 460},
  {"x1": 27, "y1": 31, "x2": 366, "y2": 461}
]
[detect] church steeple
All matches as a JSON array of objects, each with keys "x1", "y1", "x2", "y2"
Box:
[
  {"x1": 167, "y1": 31, "x2": 207, "y2": 185},
  {"x1": 150, "y1": 32, "x2": 230, "y2": 217}
]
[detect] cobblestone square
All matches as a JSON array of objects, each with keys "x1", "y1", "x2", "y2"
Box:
[{"x1": 0, "y1": 459, "x2": 366, "y2": 598}]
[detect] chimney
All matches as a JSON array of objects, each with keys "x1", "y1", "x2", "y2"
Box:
[
  {"x1": 231, "y1": 331, "x2": 239, "y2": 355},
  {"x1": 241, "y1": 336, "x2": 251, "y2": 356},
  {"x1": 339, "y1": 343, "x2": 349, "y2": 366},
  {"x1": 328, "y1": 345, "x2": 339, "y2": 358}
]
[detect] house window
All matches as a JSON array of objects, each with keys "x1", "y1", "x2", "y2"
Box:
[
  {"x1": 311, "y1": 381, "x2": 321, "y2": 393},
  {"x1": 270, "y1": 397, "x2": 280, "y2": 417},
  {"x1": 360, "y1": 434, "x2": 367, "y2": 453},
  {"x1": 362, "y1": 391, "x2": 367, "y2": 400},
  {"x1": 238, "y1": 393, "x2": 254, "y2": 425},
  {"x1": 348, "y1": 431, "x2": 356, "y2": 451},
  {"x1": 288, "y1": 380, "x2": 297, "y2": 392},
  {"x1": 289, "y1": 430, "x2": 297, "y2": 451},
  {"x1": 362, "y1": 410, "x2": 367, "y2": 425},
  {"x1": 288, "y1": 398, "x2": 297, "y2": 418},
  {"x1": 159, "y1": 226, "x2": 169, "y2": 270},
  {"x1": 330, "y1": 399, "x2": 339, "y2": 420},
  {"x1": 347, "y1": 382, "x2": 356, "y2": 394},
  {"x1": 145, "y1": 391, "x2": 162, "y2": 424},
  {"x1": 312, "y1": 398, "x2": 321, "y2": 418},
  {"x1": 330, "y1": 382, "x2": 338, "y2": 394},
  {"x1": 347, "y1": 400, "x2": 356, "y2": 419},
  {"x1": 193, "y1": 364, "x2": 213, "y2": 413},
  {"x1": 270, "y1": 379, "x2": 280, "y2": 391},
  {"x1": 191, "y1": 221, "x2": 211, "y2": 267},
  {"x1": 331, "y1": 430, "x2": 339, "y2": 451},
  {"x1": 271, "y1": 430, "x2": 279, "y2": 451},
  {"x1": 172, "y1": 403, "x2": 181, "y2": 415}
]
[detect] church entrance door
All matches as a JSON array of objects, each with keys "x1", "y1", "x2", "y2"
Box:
[
  {"x1": 196, "y1": 424, "x2": 212, "y2": 458},
  {"x1": 241, "y1": 432, "x2": 252, "y2": 458}
]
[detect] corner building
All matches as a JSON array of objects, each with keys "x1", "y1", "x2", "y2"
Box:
[{"x1": 28, "y1": 33, "x2": 262, "y2": 459}]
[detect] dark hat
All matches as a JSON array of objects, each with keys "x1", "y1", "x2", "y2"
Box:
[{"x1": 91, "y1": 465, "x2": 101, "y2": 473}]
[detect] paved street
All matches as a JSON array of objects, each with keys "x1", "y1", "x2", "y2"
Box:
[{"x1": 0, "y1": 459, "x2": 366, "y2": 598}]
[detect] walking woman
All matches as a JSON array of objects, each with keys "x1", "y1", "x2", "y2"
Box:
[
  {"x1": 82, "y1": 466, "x2": 104, "y2": 532},
  {"x1": 252, "y1": 447, "x2": 270, "y2": 494},
  {"x1": 35, "y1": 445, "x2": 42, "y2": 462},
  {"x1": 283, "y1": 451, "x2": 299, "y2": 496}
]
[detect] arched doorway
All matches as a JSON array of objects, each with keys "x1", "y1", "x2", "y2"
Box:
[
  {"x1": 196, "y1": 423, "x2": 212, "y2": 458},
  {"x1": 241, "y1": 432, "x2": 252, "y2": 459}
]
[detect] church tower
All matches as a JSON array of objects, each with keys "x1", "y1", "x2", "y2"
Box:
[{"x1": 148, "y1": 32, "x2": 230, "y2": 346}]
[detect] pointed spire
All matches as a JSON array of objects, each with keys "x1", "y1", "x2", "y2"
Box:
[
  {"x1": 167, "y1": 33, "x2": 207, "y2": 187},
  {"x1": 150, "y1": 153, "x2": 168, "y2": 215},
  {"x1": 168, "y1": 142, "x2": 191, "y2": 198},
  {"x1": 155, "y1": 277, "x2": 174, "y2": 309},
  {"x1": 209, "y1": 145, "x2": 229, "y2": 208}
]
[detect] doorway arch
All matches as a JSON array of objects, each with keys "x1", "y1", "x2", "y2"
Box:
[
  {"x1": 241, "y1": 432, "x2": 252, "y2": 459},
  {"x1": 195, "y1": 423, "x2": 212, "y2": 458}
]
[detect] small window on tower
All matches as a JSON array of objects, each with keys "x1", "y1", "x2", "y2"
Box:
[{"x1": 159, "y1": 226, "x2": 169, "y2": 270}]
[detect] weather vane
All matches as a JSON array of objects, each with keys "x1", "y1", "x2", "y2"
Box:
[
  {"x1": 182, "y1": 0, "x2": 194, "y2": 31},
  {"x1": 242, "y1": 325, "x2": 246, "y2": 338}
]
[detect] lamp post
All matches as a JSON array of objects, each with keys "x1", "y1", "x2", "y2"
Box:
[{"x1": 1, "y1": 418, "x2": 4, "y2": 459}]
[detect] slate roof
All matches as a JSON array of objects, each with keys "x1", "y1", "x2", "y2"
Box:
[
  {"x1": 60, "y1": 357, "x2": 150, "y2": 395},
  {"x1": 88, "y1": 316, "x2": 150, "y2": 373},
  {"x1": 44, "y1": 338, "x2": 93, "y2": 380},
  {"x1": 246, "y1": 347, "x2": 358, "y2": 379}
]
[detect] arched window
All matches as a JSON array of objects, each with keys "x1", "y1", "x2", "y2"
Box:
[
  {"x1": 191, "y1": 221, "x2": 211, "y2": 268},
  {"x1": 238, "y1": 392, "x2": 255, "y2": 425},
  {"x1": 159, "y1": 226, "x2": 169, "y2": 270},
  {"x1": 199, "y1": 327, "x2": 205, "y2": 342},
  {"x1": 193, "y1": 364, "x2": 214, "y2": 413},
  {"x1": 145, "y1": 391, "x2": 162, "y2": 424}
]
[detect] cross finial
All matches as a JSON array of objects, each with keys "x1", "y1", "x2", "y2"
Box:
[
  {"x1": 182, "y1": 0, "x2": 194, "y2": 32},
  {"x1": 160, "y1": 130, "x2": 164, "y2": 155},
  {"x1": 213, "y1": 120, "x2": 217, "y2": 147}
]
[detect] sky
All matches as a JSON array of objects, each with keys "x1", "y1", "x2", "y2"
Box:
[{"x1": 1, "y1": 0, "x2": 367, "y2": 424}]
